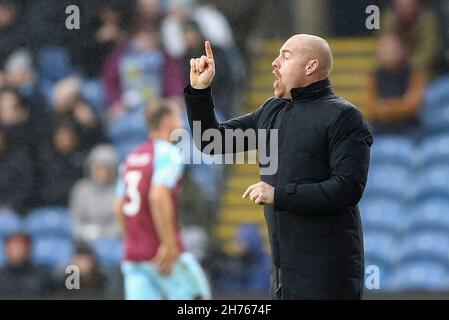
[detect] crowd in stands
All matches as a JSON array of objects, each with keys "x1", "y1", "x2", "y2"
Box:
[
  {"x1": 361, "y1": 0, "x2": 449, "y2": 292},
  {"x1": 0, "y1": 0, "x2": 254, "y2": 299}
]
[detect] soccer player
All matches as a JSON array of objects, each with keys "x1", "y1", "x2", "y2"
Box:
[{"x1": 115, "y1": 100, "x2": 211, "y2": 300}]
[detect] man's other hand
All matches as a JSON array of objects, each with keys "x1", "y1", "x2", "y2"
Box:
[{"x1": 242, "y1": 181, "x2": 275, "y2": 205}]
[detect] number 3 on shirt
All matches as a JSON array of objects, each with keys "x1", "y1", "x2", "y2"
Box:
[{"x1": 123, "y1": 171, "x2": 142, "y2": 216}]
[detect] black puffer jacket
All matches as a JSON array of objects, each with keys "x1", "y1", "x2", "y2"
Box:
[{"x1": 185, "y1": 78, "x2": 373, "y2": 299}]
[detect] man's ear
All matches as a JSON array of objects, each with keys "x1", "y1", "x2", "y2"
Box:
[{"x1": 306, "y1": 59, "x2": 319, "y2": 75}]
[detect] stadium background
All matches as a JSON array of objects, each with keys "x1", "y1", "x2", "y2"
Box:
[{"x1": 0, "y1": 0, "x2": 449, "y2": 299}]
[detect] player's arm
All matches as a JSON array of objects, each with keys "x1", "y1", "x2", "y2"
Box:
[
  {"x1": 150, "y1": 143, "x2": 184, "y2": 275},
  {"x1": 114, "y1": 197, "x2": 127, "y2": 237},
  {"x1": 150, "y1": 185, "x2": 179, "y2": 275}
]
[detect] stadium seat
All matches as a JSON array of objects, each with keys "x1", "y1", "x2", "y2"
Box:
[
  {"x1": 420, "y1": 103, "x2": 449, "y2": 134},
  {"x1": 387, "y1": 261, "x2": 449, "y2": 291},
  {"x1": 107, "y1": 108, "x2": 148, "y2": 145},
  {"x1": 364, "y1": 231, "x2": 398, "y2": 267},
  {"x1": 398, "y1": 231, "x2": 449, "y2": 265},
  {"x1": 115, "y1": 139, "x2": 145, "y2": 162},
  {"x1": 359, "y1": 196, "x2": 403, "y2": 233},
  {"x1": 409, "y1": 165, "x2": 449, "y2": 201},
  {"x1": 364, "y1": 164, "x2": 410, "y2": 200},
  {"x1": 31, "y1": 236, "x2": 74, "y2": 268},
  {"x1": 81, "y1": 79, "x2": 106, "y2": 114},
  {"x1": 416, "y1": 134, "x2": 449, "y2": 167},
  {"x1": 370, "y1": 135, "x2": 415, "y2": 167},
  {"x1": 25, "y1": 207, "x2": 72, "y2": 239},
  {"x1": 424, "y1": 75, "x2": 449, "y2": 109},
  {"x1": 37, "y1": 46, "x2": 72, "y2": 105},
  {"x1": 0, "y1": 210, "x2": 23, "y2": 239},
  {"x1": 402, "y1": 198, "x2": 449, "y2": 233},
  {"x1": 88, "y1": 238, "x2": 123, "y2": 267}
]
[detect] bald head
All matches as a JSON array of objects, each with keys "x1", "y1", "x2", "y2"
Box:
[
  {"x1": 287, "y1": 34, "x2": 333, "y2": 78},
  {"x1": 272, "y1": 34, "x2": 333, "y2": 99}
]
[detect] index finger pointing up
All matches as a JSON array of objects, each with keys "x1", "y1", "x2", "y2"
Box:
[{"x1": 205, "y1": 41, "x2": 214, "y2": 60}]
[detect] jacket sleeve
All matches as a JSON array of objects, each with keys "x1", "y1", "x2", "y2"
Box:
[
  {"x1": 274, "y1": 107, "x2": 373, "y2": 215},
  {"x1": 184, "y1": 85, "x2": 260, "y2": 154}
]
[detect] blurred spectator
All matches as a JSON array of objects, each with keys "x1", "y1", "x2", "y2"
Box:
[
  {"x1": 23, "y1": 0, "x2": 72, "y2": 50},
  {"x1": 36, "y1": 120, "x2": 84, "y2": 207},
  {"x1": 193, "y1": 0, "x2": 235, "y2": 51},
  {"x1": 0, "y1": 127, "x2": 34, "y2": 213},
  {"x1": 0, "y1": 0, "x2": 27, "y2": 75},
  {"x1": 51, "y1": 76, "x2": 82, "y2": 111},
  {"x1": 233, "y1": 223, "x2": 269, "y2": 293},
  {"x1": 381, "y1": 0, "x2": 441, "y2": 77},
  {"x1": 206, "y1": 224, "x2": 270, "y2": 294},
  {"x1": 0, "y1": 232, "x2": 53, "y2": 298},
  {"x1": 5, "y1": 50, "x2": 41, "y2": 105},
  {"x1": 54, "y1": 96, "x2": 107, "y2": 152},
  {"x1": 70, "y1": 144, "x2": 121, "y2": 241},
  {"x1": 137, "y1": 0, "x2": 162, "y2": 27},
  {"x1": 70, "y1": 1, "x2": 127, "y2": 79},
  {"x1": 103, "y1": 20, "x2": 184, "y2": 118},
  {"x1": 160, "y1": 0, "x2": 195, "y2": 58},
  {"x1": 182, "y1": 21, "x2": 234, "y2": 119},
  {"x1": 55, "y1": 243, "x2": 106, "y2": 299},
  {"x1": 178, "y1": 167, "x2": 210, "y2": 230},
  {"x1": 181, "y1": 225, "x2": 209, "y2": 264},
  {"x1": 434, "y1": 0, "x2": 449, "y2": 74},
  {"x1": 4, "y1": 50, "x2": 50, "y2": 142},
  {"x1": 0, "y1": 86, "x2": 37, "y2": 151},
  {"x1": 364, "y1": 34, "x2": 425, "y2": 136}
]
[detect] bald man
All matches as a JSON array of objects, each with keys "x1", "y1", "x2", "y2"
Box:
[{"x1": 184, "y1": 35, "x2": 373, "y2": 299}]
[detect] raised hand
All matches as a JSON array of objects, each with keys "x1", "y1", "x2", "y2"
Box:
[{"x1": 190, "y1": 41, "x2": 215, "y2": 89}]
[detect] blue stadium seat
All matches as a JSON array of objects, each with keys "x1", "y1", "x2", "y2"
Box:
[
  {"x1": 420, "y1": 75, "x2": 449, "y2": 135},
  {"x1": 88, "y1": 238, "x2": 123, "y2": 267},
  {"x1": 402, "y1": 198, "x2": 449, "y2": 233},
  {"x1": 107, "y1": 108, "x2": 148, "y2": 145},
  {"x1": 409, "y1": 165, "x2": 449, "y2": 200},
  {"x1": 25, "y1": 207, "x2": 72, "y2": 239},
  {"x1": 364, "y1": 258, "x2": 391, "y2": 291},
  {"x1": 364, "y1": 164, "x2": 410, "y2": 200},
  {"x1": 398, "y1": 231, "x2": 449, "y2": 265},
  {"x1": 420, "y1": 103, "x2": 449, "y2": 133},
  {"x1": 387, "y1": 261, "x2": 449, "y2": 291},
  {"x1": 370, "y1": 135, "x2": 415, "y2": 167},
  {"x1": 0, "y1": 210, "x2": 22, "y2": 237},
  {"x1": 416, "y1": 134, "x2": 449, "y2": 167},
  {"x1": 0, "y1": 210, "x2": 23, "y2": 239},
  {"x1": 423, "y1": 75, "x2": 449, "y2": 109},
  {"x1": 359, "y1": 196, "x2": 403, "y2": 233},
  {"x1": 31, "y1": 236, "x2": 74, "y2": 268},
  {"x1": 115, "y1": 139, "x2": 145, "y2": 162},
  {"x1": 364, "y1": 231, "x2": 398, "y2": 267},
  {"x1": 37, "y1": 46, "x2": 72, "y2": 105}
]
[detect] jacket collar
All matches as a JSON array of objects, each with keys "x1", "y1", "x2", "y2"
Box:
[{"x1": 290, "y1": 78, "x2": 333, "y2": 102}]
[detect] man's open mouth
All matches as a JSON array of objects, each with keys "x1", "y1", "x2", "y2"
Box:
[{"x1": 273, "y1": 70, "x2": 280, "y2": 88}]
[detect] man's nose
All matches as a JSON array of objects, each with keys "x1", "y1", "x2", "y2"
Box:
[{"x1": 272, "y1": 57, "x2": 279, "y2": 68}]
